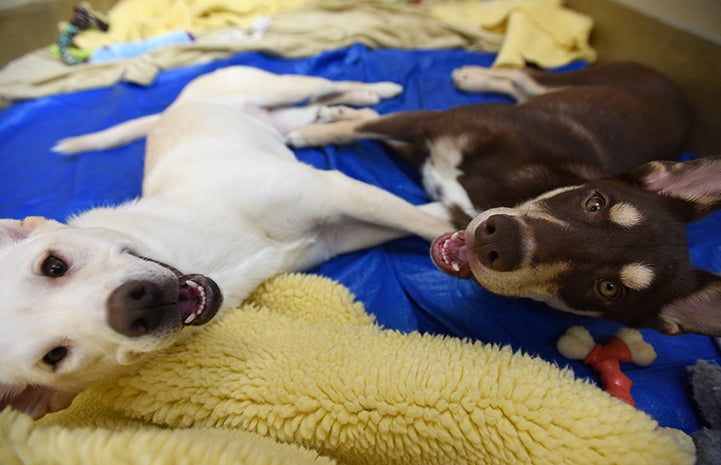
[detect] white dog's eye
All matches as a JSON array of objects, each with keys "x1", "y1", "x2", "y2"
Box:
[
  {"x1": 42, "y1": 346, "x2": 68, "y2": 367},
  {"x1": 41, "y1": 255, "x2": 68, "y2": 278}
]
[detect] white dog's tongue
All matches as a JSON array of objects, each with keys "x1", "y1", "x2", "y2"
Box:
[
  {"x1": 430, "y1": 231, "x2": 471, "y2": 278},
  {"x1": 178, "y1": 275, "x2": 222, "y2": 326}
]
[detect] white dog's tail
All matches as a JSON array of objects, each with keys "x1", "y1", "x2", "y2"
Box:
[{"x1": 52, "y1": 114, "x2": 161, "y2": 155}]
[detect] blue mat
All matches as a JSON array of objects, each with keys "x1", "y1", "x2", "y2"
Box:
[{"x1": 2, "y1": 45, "x2": 719, "y2": 434}]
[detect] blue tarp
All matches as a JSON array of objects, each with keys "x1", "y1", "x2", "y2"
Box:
[{"x1": 2, "y1": 45, "x2": 719, "y2": 434}]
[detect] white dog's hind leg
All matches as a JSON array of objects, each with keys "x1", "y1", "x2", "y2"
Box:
[
  {"x1": 309, "y1": 87, "x2": 400, "y2": 106},
  {"x1": 52, "y1": 114, "x2": 161, "y2": 155},
  {"x1": 247, "y1": 73, "x2": 403, "y2": 109}
]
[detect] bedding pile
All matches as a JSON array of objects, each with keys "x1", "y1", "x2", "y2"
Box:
[
  {"x1": 0, "y1": 0, "x2": 719, "y2": 462},
  {"x1": 0, "y1": 274, "x2": 695, "y2": 465},
  {"x1": 0, "y1": 0, "x2": 594, "y2": 104}
]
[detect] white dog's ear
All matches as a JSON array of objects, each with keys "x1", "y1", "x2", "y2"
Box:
[
  {"x1": 1, "y1": 383, "x2": 77, "y2": 419},
  {"x1": 0, "y1": 217, "x2": 54, "y2": 248}
]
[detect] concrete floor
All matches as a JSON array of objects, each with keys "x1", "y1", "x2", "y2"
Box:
[
  {"x1": 613, "y1": 0, "x2": 721, "y2": 45},
  {"x1": 0, "y1": 0, "x2": 117, "y2": 67}
]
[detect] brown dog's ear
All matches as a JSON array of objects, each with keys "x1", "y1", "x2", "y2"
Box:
[
  {"x1": 654, "y1": 271, "x2": 721, "y2": 337},
  {"x1": 624, "y1": 156, "x2": 721, "y2": 222},
  {"x1": 0, "y1": 217, "x2": 52, "y2": 248},
  {"x1": 1, "y1": 383, "x2": 77, "y2": 419}
]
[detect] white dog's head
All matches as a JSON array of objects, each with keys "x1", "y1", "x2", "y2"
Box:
[{"x1": 0, "y1": 217, "x2": 222, "y2": 418}]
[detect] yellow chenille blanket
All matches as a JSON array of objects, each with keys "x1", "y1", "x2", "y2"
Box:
[{"x1": 0, "y1": 274, "x2": 693, "y2": 465}]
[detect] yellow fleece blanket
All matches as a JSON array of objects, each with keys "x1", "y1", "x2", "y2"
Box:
[
  {"x1": 0, "y1": 274, "x2": 694, "y2": 465},
  {"x1": 432, "y1": 0, "x2": 595, "y2": 68},
  {"x1": 0, "y1": 0, "x2": 595, "y2": 105}
]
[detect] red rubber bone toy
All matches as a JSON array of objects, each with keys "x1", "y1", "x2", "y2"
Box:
[{"x1": 557, "y1": 326, "x2": 656, "y2": 406}]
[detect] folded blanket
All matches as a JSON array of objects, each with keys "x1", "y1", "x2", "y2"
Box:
[
  {"x1": 1, "y1": 274, "x2": 693, "y2": 465},
  {"x1": 432, "y1": 0, "x2": 596, "y2": 67},
  {"x1": 0, "y1": 0, "x2": 594, "y2": 105},
  {"x1": 73, "y1": 0, "x2": 312, "y2": 49}
]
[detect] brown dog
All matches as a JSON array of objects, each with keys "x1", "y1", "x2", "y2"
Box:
[{"x1": 287, "y1": 62, "x2": 721, "y2": 337}]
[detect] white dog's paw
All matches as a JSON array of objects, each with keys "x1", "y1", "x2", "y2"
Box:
[
  {"x1": 369, "y1": 82, "x2": 403, "y2": 99},
  {"x1": 285, "y1": 129, "x2": 311, "y2": 148},
  {"x1": 51, "y1": 137, "x2": 86, "y2": 155}
]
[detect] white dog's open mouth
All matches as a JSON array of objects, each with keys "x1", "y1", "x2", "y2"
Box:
[
  {"x1": 134, "y1": 254, "x2": 223, "y2": 328},
  {"x1": 177, "y1": 274, "x2": 222, "y2": 326}
]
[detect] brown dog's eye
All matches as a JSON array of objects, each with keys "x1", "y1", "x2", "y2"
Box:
[
  {"x1": 42, "y1": 347, "x2": 68, "y2": 366},
  {"x1": 41, "y1": 256, "x2": 68, "y2": 278},
  {"x1": 585, "y1": 195, "x2": 605, "y2": 213},
  {"x1": 597, "y1": 279, "x2": 620, "y2": 299}
]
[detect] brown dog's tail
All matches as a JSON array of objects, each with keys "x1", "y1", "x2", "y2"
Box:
[{"x1": 52, "y1": 113, "x2": 161, "y2": 155}]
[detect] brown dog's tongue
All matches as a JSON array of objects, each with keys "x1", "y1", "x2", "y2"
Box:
[{"x1": 430, "y1": 231, "x2": 471, "y2": 278}]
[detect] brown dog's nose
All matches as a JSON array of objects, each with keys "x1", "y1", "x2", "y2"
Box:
[
  {"x1": 107, "y1": 280, "x2": 175, "y2": 337},
  {"x1": 474, "y1": 215, "x2": 522, "y2": 271}
]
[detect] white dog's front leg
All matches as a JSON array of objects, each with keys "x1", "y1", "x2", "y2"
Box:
[
  {"x1": 322, "y1": 171, "x2": 453, "y2": 241},
  {"x1": 300, "y1": 201, "x2": 451, "y2": 270},
  {"x1": 332, "y1": 201, "x2": 452, "y2": 253}
]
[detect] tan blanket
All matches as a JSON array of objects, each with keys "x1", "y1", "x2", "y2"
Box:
[{"x1": 0, "y1": 0, "x2": 595, "y2": 106}]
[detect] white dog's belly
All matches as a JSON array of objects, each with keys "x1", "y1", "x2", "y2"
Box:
[
  {"x1": 73, "y1": 103, "x2": 346, "y2": 308},
  {"x1": 72, "y1": 197, "x2": 318, "y2": 309},
  {"x1": 144, "y1": 103, "x2": 295, "y2": 190}
]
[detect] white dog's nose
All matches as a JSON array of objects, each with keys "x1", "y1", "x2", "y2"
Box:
[{"x1": 107, "y1": 280, "x2": 177, "y2": 337}]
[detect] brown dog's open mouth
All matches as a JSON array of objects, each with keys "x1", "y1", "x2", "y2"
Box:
[
  {"x1": 431, "y1": 231, "x2": 471, "y2": 278},
  {"x1": 178, "y1": 274, "x2": 223, "y2": 326}
]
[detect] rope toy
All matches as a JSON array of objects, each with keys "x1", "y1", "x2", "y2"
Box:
[
  {"x1": 557, "y1": 326, "x2": 656, "y2": 406},
  {"x1": 54, "y1": 2, "x2": 109, "y2": 65}
]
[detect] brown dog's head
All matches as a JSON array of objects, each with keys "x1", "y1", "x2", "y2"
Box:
[{"x1": 432, "y1": 156, "x2": 721, "y2": 336}]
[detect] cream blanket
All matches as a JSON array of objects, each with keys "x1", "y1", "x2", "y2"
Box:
[
  {"x1": 0, "y1": 0, "x2": 595, "y2": 105},
  {"x1": 1, "y1": 274, "x2": 693, "y2": 465}
]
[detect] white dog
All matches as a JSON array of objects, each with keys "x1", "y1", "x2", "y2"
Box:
[{"x1": 0, "y1": 66, "x2": 452, "y2": 419}]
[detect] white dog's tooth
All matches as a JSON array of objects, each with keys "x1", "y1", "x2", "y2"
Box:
[
  {"x1": 184, "y1": 313, "x2": 197, "y2": 324},
  {"x1": 452, "y1": 263, "x2": 460, "y2": 272}
]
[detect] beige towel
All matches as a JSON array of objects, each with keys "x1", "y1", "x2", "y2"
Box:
[{"x1": 0, "y1": 0, "x2": 595, "y2": 105}]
